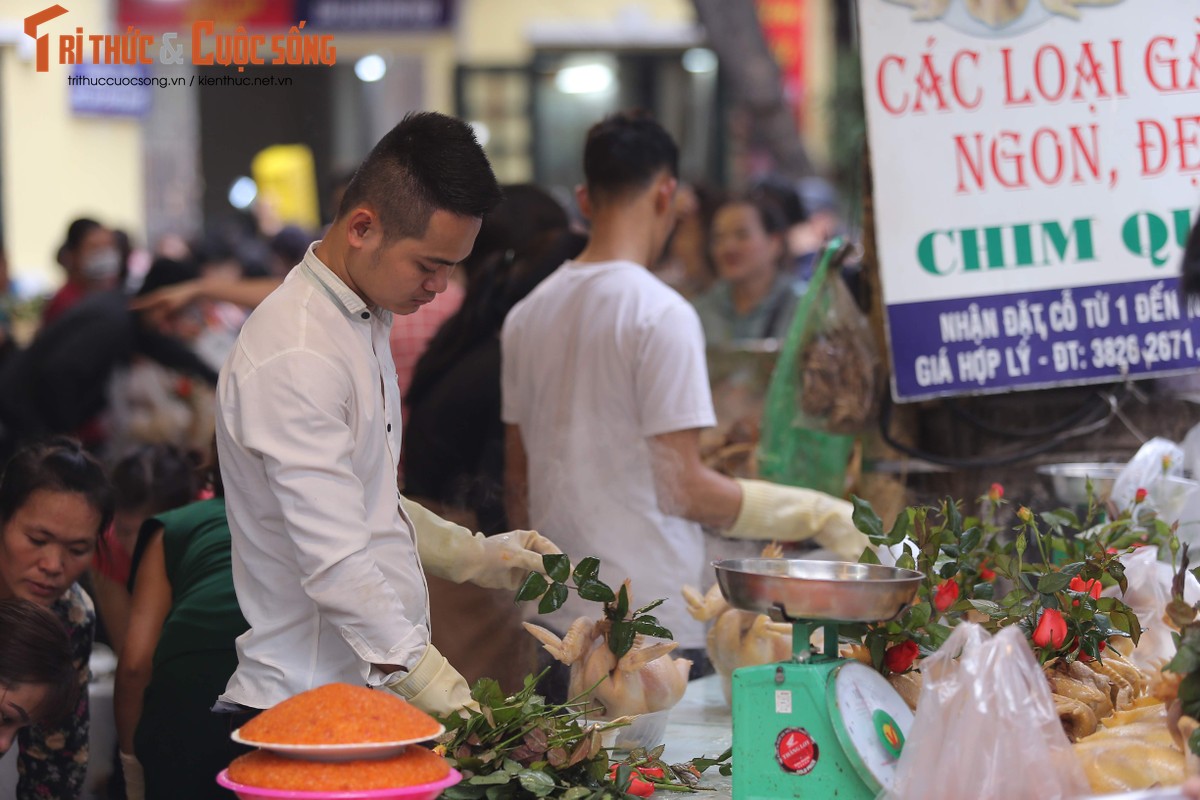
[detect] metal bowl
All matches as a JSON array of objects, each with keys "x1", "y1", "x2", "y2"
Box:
[
  {"x1": 1036, "y1": 462, "x2": 1124, "y2": 506},
  {"x1": 713, "y1": 559, "x2": 923, "y2": 623}
]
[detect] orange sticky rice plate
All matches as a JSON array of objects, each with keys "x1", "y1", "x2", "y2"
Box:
[
  {"x1": 239, "y1": 683, "x2": 442, "y2": 745},
  {"x1": 228, "y1": 746, "x2": 450, "y2": 792}
]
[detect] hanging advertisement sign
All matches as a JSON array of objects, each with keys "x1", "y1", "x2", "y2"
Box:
[
  {"x1": 859, "y1": 0, "x2": 1200, "y2": 402},
  {"x1": 756, "y1": 0, "x2": 807, "y2": 126}
]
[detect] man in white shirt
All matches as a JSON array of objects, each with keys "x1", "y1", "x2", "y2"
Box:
[
  {"x1": 216, "y1": 112, "x2": 559, "y2": 718},
  {"x1": 501, "y1": 112, "x2": 867, "y2": 685}
]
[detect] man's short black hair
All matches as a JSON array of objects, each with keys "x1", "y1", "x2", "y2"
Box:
[
  {"x1": 337, "y1": 112, "x2": 502, "y2": 241},
  {"x1": 583, "y1": 110, "x2": 678, "y2": 206}
]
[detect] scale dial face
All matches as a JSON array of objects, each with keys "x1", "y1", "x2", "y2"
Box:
[{"x1": 827, "y1": 661, "x2": 914, "y2": 792}]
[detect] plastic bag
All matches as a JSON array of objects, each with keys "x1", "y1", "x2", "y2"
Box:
[
  {"x1": 791, "y1": 246, "x2": 880, "y2": 435},
  {"x1": 1102, "y1": 545, "x2": 1200, "y2": 671},
  {"x1": 757, "y1": 241, "x2": 870, "y2": 495},
  {"x1": 1111, "y1": 437, "x2": 1184, "y2": 509},
  {"x1": 883, "y1": 623, "x2": 1089, "y2": 800}
]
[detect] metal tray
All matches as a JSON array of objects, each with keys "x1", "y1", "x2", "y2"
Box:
[
  {"x1": 713, "y1": 559, "x2": 923, "y2": 623},
  {"x1": 1036, "y1": 462, "x2": 1123, "y2": 506}
]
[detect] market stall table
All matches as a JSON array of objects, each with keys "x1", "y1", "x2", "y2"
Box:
[{"x1": 660, "y1": 674, "x2": 732, "y2": 798}]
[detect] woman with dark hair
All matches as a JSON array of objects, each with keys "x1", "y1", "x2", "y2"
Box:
[
  {"x1": 0, "y1": 436, "x2": 114, "y2": 799},
  {"x1": 114, "y1": 443, "x2": 248, "y2": 800},
  {"x1": 43, "y1": 217, "x2": 120, "y2": 326},
  {"x1": 692, "y1": 193, "x2": 800, "y2": 344},
  {"x1": 92, "y1": 444, "x2": 200, "y2": 656},
  {"x1": 0, "y1": 598, "x2": 77, "y2": 755},
  {"x1": 405, "y1": 224, "x2": 585, "y2": 692}
]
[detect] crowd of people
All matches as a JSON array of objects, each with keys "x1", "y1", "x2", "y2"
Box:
[{"x1": 0, "y1": 109, "x2": 861, "y2": 800}]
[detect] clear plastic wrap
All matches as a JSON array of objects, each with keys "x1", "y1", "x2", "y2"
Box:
[
  {"x1": 883, "y1": 623, "x2": 1089, "y2": 800},
  {"x1": 1102, "y1": 546, "x2": 1200, "y2": 671},
  {"x1": 1112, "y1": 437, "x2": 1185, "y2": 509}
]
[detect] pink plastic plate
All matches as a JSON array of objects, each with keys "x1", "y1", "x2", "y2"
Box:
[{"x1": 216, "y1": 768, "x2": 462, "y2": 800}]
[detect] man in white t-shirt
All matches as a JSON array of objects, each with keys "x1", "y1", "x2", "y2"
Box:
[{"x1": 501, "y1": 111, "x2": 867, "y2": 682}]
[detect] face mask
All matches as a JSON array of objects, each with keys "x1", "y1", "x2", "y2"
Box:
[{"x1": 82, "y1": 249, "x2": 121, "y2": 281}]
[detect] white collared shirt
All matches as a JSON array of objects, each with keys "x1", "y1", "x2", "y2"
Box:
[{"x1": 216, "y1": 244, "x2": 429, "y2": 709}]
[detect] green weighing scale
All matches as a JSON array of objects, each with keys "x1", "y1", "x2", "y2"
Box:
[{"x1": 713, "y1": 559, "x2": 924, "y2": 800}]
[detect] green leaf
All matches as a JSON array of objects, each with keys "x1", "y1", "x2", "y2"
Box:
[
  {"x1": 544, "y1": 553, "x2": 571, "y2": 584},
  {"x1": 577, "y1": 579, "x2": 617, "y2": 603},
  {"x1": 690, "y1": 747, "x2": 733, "y2": 774},
  {"x1": 851, "y1": 495, "x2": 885, "y2": 540},
  {"x1": 926, "y1": 623, "x2": 953, "y2": 648},
  {"x1": 906, "y1": 602, "x2": 931, "y2": 629},
  {"x1": 517, "y1": 572, "x2": 549, "y2": 602},
  {"x1": 896, "y1": 551, "x2": 916, "y2": 571},
  {"x1": 471, "y1": 678, "x2": 506, "y2": 708},
  {"x1": 938, "y1": 561, "x2": 959, "y2": 580},
  {"x1": 518, "y1": 770, "x2": 557, "y2": 797},
  {"x1": 886, "y1": 510, "x2": 912, "y2": 547},
  {"x1": 616, "y1": 584, "x2": 630, "y2": 619},
  {"x1": 610, "y1": 619, "x2": 637, "y2": 657},
  {"x1": 1108, "y1": 560, "x2": 1129, "y2": 594},
  {"x1": 573, "y1": 557, "x2": 601, "y2": 582},
  {"x1": 859, "y1": 547, "x2": 882, "y2": 565},
  {"x1": 1016, "y1": 532, "x2": 1027, "y2": 556},
  {"x1": 538, "y1": 582, "x2": 569, "y2": 614},
  {"x1": 635, "y1": 599, "x2": 666, "y2": 615},
  {"x1": 1189, "y1": 727, "x2": 1200, "y2": 758},
  {"x1": 946, "y1": 498, "x2": 964, "y2": 534},
  {"x1": 470, "y1": 772, "x2": 515, "y2": 785},
  {"x1": 1166, "y1": 640, "x2": 1200, "y2": 675},
  {"x1": 1042, "y1": 511, "x2": 1074, "y2": 529},
  {"x1": 561, "y1": 789, "x2": 593, "y2": 800},
  {"x1": 632, "y1": 618, "x2": 674, "y2": 639},
  {"x1": 443, "y1": 786, "x2": 488, "y2": 800},
  {"x1": 868, "y1": 634, "x2": 886, "y2": 671},
  {"x1": 1037, "y1": 572, "x2": 1072, "y2": 594},
  {"x1": 968, "y1": 599, "x2": 1005, "y2": 618},
  {"x1": 960, "y1": 527, "x2": 982, "y2": 555},
  {"x1": 614, "y1": 765, "x2": 633, "y2": 792},
  {"x1": 485, "y1": 784, "x2": 515, "y2": 800}
]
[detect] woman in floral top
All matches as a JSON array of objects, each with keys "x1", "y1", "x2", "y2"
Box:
[{"x1": 0, "y1": 437, "x2": 114, "y2": 800}]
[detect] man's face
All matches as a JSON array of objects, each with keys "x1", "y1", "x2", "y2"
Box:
[{"x1": 348, "y1": 209, "x2": 481, "y2": 315}]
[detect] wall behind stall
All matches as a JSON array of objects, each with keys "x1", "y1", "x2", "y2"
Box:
[{"x1": 0, "y1": 0, "x2": 144, "y2": 296}]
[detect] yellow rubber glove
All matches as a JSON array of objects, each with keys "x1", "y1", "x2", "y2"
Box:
[
  {"x1": 401, "y1": 496, "x2": 561, "y2": 590},
  {"x1": 379, "y1": 643, "x2": 478, "y2": 717},
  {"x1": 120, "y1": 751, "x2": 145, "y2": 800},
  {"x1": 727, "y1": 479, "x2": 870, "y2": 561}
]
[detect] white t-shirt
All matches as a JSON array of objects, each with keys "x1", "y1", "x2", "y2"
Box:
[
  {"x1": 216, "y1": 245, "x2": 429, "y2": 709},
  {"x1": 501, "y1": 259, "x2": 716, "y2": 648}
]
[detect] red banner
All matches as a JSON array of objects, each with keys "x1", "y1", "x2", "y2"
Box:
[
  {"x1": 118, "y1": 0, "x2": 297, "y2": 31},
  {"x1": 756, "y1": 0, "x2": 807, "y2": 126}
]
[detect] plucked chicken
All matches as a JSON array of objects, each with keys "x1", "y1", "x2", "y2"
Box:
[{"x1": 523, "y1": 598, "x2": 690, "y2": 719}]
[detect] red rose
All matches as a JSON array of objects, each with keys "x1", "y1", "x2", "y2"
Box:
[
  {"x1": 609, "y1": 765, "x2": 664, "y2": 796},
  {"x1": 885, "y1": 640, "x2": 920, "y2": 673},
  {"x1": 1068, "y1": 576, "x2": 1102, "y2": 600},
  {"x1": 988, "y1": 483, "x2": 1004, "y2": 503},
  {"x1": 934, "y1": 580, "x2": 959, "y2": 613},
  {"x1": 1134, "y1": 488, "x2": 1148, "y2": 503},
  {"x1": 1032, "y1": 608, "x2": 1068, "y2": 650},
  {"x1": 979, "y1": 561, "x2": 996, "y2": 581}
]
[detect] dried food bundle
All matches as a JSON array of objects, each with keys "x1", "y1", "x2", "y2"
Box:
[{"x1": 791, "y1": 257, "x2": 879, "y2": 435}]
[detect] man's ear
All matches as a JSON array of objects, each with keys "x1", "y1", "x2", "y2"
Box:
[
  {"x1": 345, "y1": 207, "x2": 378, "y2": 248},
  {"x1": 654, "y1": 176, "x2": 679, "y2": 216},
  {"x1": 574, "y1": 184, "x2": 593, "y2": 221}
]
